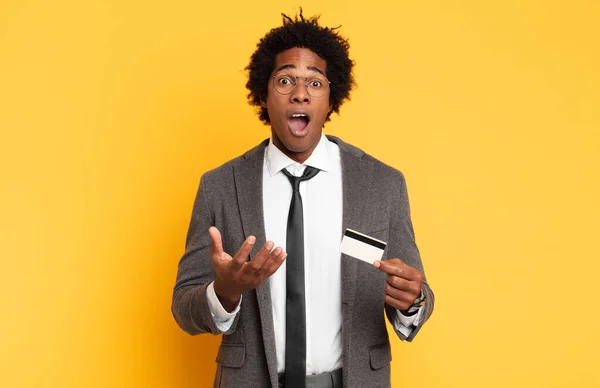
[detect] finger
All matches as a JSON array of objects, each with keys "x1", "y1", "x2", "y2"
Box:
[
  {"x1": 230, "y1": 235, "x2": 257, "y2": 272},
  {"x1": 257, "y1": 248, "x2": 286, "y2": 278},
  {"x1": 208, "y1": 227, "x2": 224, "y2": 259},
  {"x1": 248, "y1": 244, "x2": 281, "y2": 274},
  {"x1": 373, "y1": 258, "x2": 406, "y2": 277},
  {"x1": 385, "y1": 282, "x2": 416, "y2": 304},
  {"x1": 398, "y1": 266, "x2": 423, "y2": 282},
  {"x1": 384, "y1": 294, "x2": 412, "y2": 311},
  {"x1": 386, "y1": 275, "x2": 413, "y2": 292},
  {"x1": 386, "y1": 276, "x2": 422, "y2": 304},
  {"x1": 376, "y1": 259, "x2": 423, "y2": 282},
  {"x1": 242, "y1": 241, "x2": 275, "y2": 274}
]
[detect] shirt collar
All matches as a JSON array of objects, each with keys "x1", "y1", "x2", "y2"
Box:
[{"x1": 266, "y1": 133, "x2": 333, "y2": 177}]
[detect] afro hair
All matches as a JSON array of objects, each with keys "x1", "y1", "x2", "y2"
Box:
[{"x1": 245, "y1": 9, "x2": 356, "y2": 124}]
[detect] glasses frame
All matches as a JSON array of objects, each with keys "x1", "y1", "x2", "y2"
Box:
[{"x1": 270, "y1": 73, "x2": 331, "y2": 98}]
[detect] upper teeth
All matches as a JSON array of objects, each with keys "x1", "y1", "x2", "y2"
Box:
[{"x1": 292, "y1": 114, "x2": 307, "y2": 118}]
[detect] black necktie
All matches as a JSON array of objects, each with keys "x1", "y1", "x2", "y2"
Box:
[{"x1": 282, "y1": 166, "x2": 320, "y2": 388}]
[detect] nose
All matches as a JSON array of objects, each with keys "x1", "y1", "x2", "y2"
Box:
[{"x1": 289, "y1": 78, "x2": 310, "y2": 103}]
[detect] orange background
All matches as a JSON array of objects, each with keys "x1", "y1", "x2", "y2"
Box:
[{"x1": 1, "y1": 1, "x2": 599, "y2": 387}]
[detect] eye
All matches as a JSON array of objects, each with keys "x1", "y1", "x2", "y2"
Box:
[
  {"x1": 278, "y1": 77, "x2": 293, "y2": 85},
  {"x1": 309, "y1": 79, "x2": 323, "y2": 88}
]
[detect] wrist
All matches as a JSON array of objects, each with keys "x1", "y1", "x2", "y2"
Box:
[
  {"x1": 213, "y1": 280, "x2": 241, "y2": 312},
  {"x1": 217, "y1": 294, "x2": 240, "y2": 313}
]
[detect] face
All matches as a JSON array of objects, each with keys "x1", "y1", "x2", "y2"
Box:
[{"x1": 261, "y1": 48, "x2": 332, "y2": 163}]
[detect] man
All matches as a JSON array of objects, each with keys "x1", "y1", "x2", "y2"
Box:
[{"x1": 172, "y1": 11, "x2": 434, "y2": 388}]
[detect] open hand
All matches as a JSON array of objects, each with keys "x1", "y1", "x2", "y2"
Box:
[{"x1": 209, "y1": 227, "x2": 286, "y2": 311}]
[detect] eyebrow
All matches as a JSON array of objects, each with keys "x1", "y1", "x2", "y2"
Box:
[{"x1": 274, "y1": 64, "x2": 327, "y2": 77}]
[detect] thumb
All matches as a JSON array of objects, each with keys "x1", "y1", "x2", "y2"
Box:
[
  {"x1": 373, "y1": 258, "x2": 404, "y2": 273},
  {"x1": 208, "y1": 226, "x2": 224, "y2": 260}
]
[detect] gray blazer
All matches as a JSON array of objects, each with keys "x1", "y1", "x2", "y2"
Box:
[{"x1": 172, "y1": 136, "x2": 434, "y2": 388}]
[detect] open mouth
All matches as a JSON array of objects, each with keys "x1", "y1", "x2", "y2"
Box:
[{"x1": 288, "y1": 113, "x2": 310, "y2": 135}]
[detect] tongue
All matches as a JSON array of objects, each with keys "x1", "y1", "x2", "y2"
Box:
[{"x1": 288, "y1": 117, "x2": 309, "y2": 133}]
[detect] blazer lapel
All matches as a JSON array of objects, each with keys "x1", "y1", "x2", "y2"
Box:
[
  {"x1": 335, "y1": 137, "x2": 375, "y2": 360},
  {"x1": 233, "y1": 140, "x2": 279, "y2": 388},
  {"x1": 234, "y1": 141, "x2": 268, "y2": 250}
]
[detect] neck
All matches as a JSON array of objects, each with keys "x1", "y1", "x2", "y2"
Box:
[{"x1": 271, "y1": 136, "x2": 318, "y2": 164}]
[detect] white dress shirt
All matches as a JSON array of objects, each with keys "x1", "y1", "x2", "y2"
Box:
[{"x1": 206, "y1": 134, "x2": 423, "y2": 374}]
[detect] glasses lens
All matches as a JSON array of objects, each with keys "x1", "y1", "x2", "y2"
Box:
[
  {"x1": 273, "y1": 74, "x2": 295, "y2": 95},
  {"x1": 306, "y1": 77, "x2": 327, "y2": 97},
  {"x1": 273, "y1": 73, "x2": 329, "y2": 97}
]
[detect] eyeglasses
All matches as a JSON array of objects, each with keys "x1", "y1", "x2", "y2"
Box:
[{"x1": 271, "y1": 72, "x2": 331, "y2": 98}]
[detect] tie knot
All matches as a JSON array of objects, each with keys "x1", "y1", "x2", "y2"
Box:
[{"x1": 282, "y1": 166, "x2": 320, "y2": 191}]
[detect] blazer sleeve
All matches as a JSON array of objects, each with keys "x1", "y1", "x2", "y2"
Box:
[
  {"x1": 384, "y1": 171, "x2": 435, "y2": 342},
  {"x1": 171, "y1": 173, "x2": 241, "y2": 336}
]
